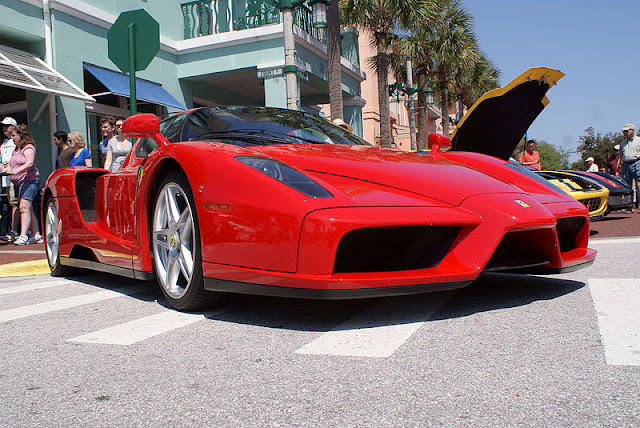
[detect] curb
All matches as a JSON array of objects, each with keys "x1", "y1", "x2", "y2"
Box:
[{"x1": 0, "y1": 259, "x2": 50, "y2": 277}]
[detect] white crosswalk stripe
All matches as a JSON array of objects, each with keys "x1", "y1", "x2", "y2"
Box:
[
  {"x1": 0, "y1": 279, "x2": 73, "y2": 296},
  {"x1": 68, "y1": 302, "x2": 241, "y2": 345},
  {"x1": 296, "y1": 290, "x2": 455, "y2": 358},
  {"x1": 69, "y1": 311, "x2": 206, "y2": 345},
  {"x1": 589, "y1": 278, "x2": 640, "y2": 366},
  {"x1": 0, "y1": 284, "x2": 147, "y2": 324}
]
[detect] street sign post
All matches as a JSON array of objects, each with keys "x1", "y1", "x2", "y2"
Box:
[{"x1": 108, "y1": 10, "x2": 160, "y2": 115}]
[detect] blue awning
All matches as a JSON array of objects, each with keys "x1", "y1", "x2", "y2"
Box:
[{"x1": 83, "y1": 64, "x2": 186, "y2": 110}]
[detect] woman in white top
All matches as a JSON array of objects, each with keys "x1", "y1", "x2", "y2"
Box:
[{"x1": 104, "y1": 118, "x2": 132, "y2": 172}]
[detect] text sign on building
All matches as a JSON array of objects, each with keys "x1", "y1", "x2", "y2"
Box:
[{"x1": 257, "y1": 68, "x2": 284, "y2": 79}]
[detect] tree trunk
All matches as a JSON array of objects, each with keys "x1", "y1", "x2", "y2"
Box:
[
  {"x1": 327, "y1": 0, "x2": 343, "y2": 120},
  {"x1": 377, "y1": 39, "x2": 392, "y2": 148},
  {"x1": 440, "y1": 81, "x2": 449, "y2": 136},
  {"x1": 416, "y1": 90, "x2": 428, "y2": 150}
]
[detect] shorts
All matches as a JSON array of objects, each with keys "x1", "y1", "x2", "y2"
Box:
[
  {"x1": 622, "y1": 159, "x2": 640, "y2": 184},
  {"x1": 17, "y1": 180, "x2": 39, "y2": 202}
]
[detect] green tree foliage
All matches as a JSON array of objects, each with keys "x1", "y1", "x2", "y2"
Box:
[
  {"x1": 511, "y1": 138, "x2": 570, "y2": 170},
  {"x1": 571, "y1": 127, "x2": 623, "y2": 170}
]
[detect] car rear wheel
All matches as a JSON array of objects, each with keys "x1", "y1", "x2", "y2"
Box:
[
  {"x1": 151, "y1": 172, "x2": 223, "y2": 311},
  {"x1": 44, "y1": 197, "x2": 72, "y2": 276}
]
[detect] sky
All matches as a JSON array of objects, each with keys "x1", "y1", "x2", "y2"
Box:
[{"x1": 462, "y1": 0, "x2": 638, "y2": 160}]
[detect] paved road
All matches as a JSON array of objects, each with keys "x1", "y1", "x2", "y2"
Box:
[{"x1": 0, "y1": 237, "x2": 638, "y2": 426}]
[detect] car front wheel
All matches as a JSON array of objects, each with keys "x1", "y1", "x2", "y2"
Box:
[
  {"x1": 151, "y1": 172, "x2": 221, "y2": 311},
  {"x1": 44, "y1": 197, "x2": 72, "y2": 276}
]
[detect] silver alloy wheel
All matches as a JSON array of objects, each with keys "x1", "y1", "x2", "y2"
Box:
[
  {"x1": 45, "y1": 200, "x2": 59, "y2": 267},
  {"x1": 152, "y1": 182, "x2": 196, "y2": 300}
]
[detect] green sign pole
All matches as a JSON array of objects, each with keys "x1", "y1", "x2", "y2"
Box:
[
  {"x1": 128, "y1": 22, "x2": 137, "y2": 115},
  {"x1": 108, "y1": 10, "x2": 160, "y2": 115}
]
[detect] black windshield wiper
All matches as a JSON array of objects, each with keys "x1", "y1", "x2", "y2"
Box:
[
  {"x1": 193, "y1": 129, "x2": 327, "y2": 145},
  {"x1": 190, "y1": 130, "x2": 292, "y2": 144}
]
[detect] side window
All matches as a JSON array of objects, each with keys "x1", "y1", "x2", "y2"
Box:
[{"x1": 135, "y1": 113, "x2": 187, "y2": 158}]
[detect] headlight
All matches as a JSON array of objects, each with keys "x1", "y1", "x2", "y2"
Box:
[{"x1": 236, "y1": 156, "x2": 333, "y2": 199}]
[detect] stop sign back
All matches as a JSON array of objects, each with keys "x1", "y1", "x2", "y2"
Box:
[{"x1": 108, "y1": 9, "x2": 159, "y2": 73}]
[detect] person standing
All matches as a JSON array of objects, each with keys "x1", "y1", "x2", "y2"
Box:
[
  {"x1": 67, "y1": 131, "x2": 92, "y2": 167},
  {"x1": 518, "y1": 139, "x2": 541, "y2": 170},
  {"x1": 98, "y1": 116, "x2": 116, "y2": 167},
  {"x1": 4, "y1": 126, "x2": 42, "y2": 245},
  {"x1": 103, "y1": 118, "x2": 132, "y2": 172},
  {"x1": 618, "y1": 123, "x2": 640, "y2": 211},
  {"x1": 53, "y1": 130, "x2": 74, "y2": 169},
  {"x1": 606, "y1": 144, "x2": 621, "y2": 176},
  {"x1": 586, "y1": 157, "x2": 599, "y2": 172},
  {"x1": 1, "y1": 117, "x2": 18, "y2": 240}
]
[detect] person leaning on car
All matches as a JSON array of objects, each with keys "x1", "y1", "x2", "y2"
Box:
[{"x1": 618, "y1": 123, "x2": 640, "y2": 210}]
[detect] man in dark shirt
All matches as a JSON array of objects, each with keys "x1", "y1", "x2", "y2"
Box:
[{"x1": 54, "y1": 130, "x2": 74, "y2": 169}]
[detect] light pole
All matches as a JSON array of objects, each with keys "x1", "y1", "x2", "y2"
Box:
[
  {"x1": 279, "y1": 0, "x2": 329, "y2": 110},
  {"x1": 389, "y1": 73, "x2": 434, "y2": 150},
  {"x1": 405, "y1": 57, "x2": 417, "y2": 151}
]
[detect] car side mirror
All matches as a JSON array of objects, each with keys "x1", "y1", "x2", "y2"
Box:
[
  {"x1": 122, "y1": 114, "x2": 169, "y2": 148},
  {"x1": 428, "y1": 133, "x2": 451, "y2": 154}
]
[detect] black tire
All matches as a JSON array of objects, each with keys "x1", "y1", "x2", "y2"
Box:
[
  {"x1": 43, "y1": 196, "x2": 74, "y2": 276},
  {"x1": 150, "y1": 172, "x2": 225, "y2": 311}
]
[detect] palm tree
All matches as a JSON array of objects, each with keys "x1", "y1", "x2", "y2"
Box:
[
  {"x1": 341, "y1": 0, "x2": 433, "y2": 147},
  {"x1": 427, "y1": 0, "x2": 475, "y2": 136},
  {"x1": 400, "y1": 29, "x2": 435, "y2": 150},
  {"x1": 451, "y1": 51, "x2": 499, "y2": 120},
  {"x1": 327, "y1": 0, "x2": 343, "y2": 121}
]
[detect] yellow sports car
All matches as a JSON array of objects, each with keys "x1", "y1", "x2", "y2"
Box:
[{"x1": 535, "y1": 170, "x2": 609, "y2": 220}]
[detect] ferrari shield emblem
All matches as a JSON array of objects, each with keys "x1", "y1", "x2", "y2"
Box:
[
  {"x1": 515, "y1": 199, "x2": 530, "y2": 208},
  {"x1": 137, "y1": 165, "x2": 144, "y2": 185}
]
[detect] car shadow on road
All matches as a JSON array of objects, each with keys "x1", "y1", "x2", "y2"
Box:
[
  {"x1": 428, "y1": 272, "x2": 585, "y2": 321},
  {"x1": 198, "y1": 273, "x2": 586, "y2": 332}
]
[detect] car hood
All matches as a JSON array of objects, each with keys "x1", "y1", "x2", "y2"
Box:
[
  {"x1": 450, "y1": 67, "x2": 564, "y2": 160},
  {"x1": 251, "y1": 144, "x2": 520, "y2": 206}
]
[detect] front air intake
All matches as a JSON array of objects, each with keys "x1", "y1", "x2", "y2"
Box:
[
  {"x1": 333, "y1": 226, "x2": 460, "y2": 273},
  {"x1": 556, "y1": 216, "x2": 585, "y2": 253}
]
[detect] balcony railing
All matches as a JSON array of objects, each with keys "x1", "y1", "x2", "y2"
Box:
[
  {"x1": 182, "y1": 0, "x2": 214, "y2": 39},
  {"x1": 293, "y1": 4, "x2": 327, "y2": 44},
  {"x1": 181, "y1": 0, "x2": 326, "y2": 44}
]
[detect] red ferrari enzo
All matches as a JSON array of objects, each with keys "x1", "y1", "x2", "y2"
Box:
[{"x1": 42, "y1": 70, "x2": 596, "y2": 311}]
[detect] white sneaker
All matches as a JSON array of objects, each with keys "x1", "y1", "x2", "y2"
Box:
[
  {"x1": 29, "y1": 233, "x2": 43, "y2": 244},
  {"x1": 14, "y1": 234, "x2": 29, "y2": 245}
]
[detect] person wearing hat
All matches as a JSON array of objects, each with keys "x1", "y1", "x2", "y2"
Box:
[
  {"x1": 332, "y1": 118, "x2": 353, "y2": 133},
  {"x1": 586, "y1": 157, "x2": 599, "y2": 173},
  {"x1": 1, "y1": 117, "x2": 19, "y2": 240},
  {"x1": 606, "y1": 144, "x2": 621, "y2": 176},
  {"x1": 619, "y1": 123, "x2": 640, "y2": 210}
]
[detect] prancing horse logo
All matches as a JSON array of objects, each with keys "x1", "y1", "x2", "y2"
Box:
[{"x1": 515, "y1": 199, "x2": 530, "y2": 208}]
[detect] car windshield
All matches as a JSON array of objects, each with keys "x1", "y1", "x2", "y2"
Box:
[{"x1": 181, "y1": 106, "x2": 370, "y2": 147}]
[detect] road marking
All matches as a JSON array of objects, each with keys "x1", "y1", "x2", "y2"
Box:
[
  {"x1": 68, "y1": 303, "x2": 241, "y2": 345},
  {"x1": 0, "y1": 285, "x2": 146, "y2": 324},
  {"x1": 296, "y1": 291, "x2": 455, "y2": 358},
  {"x1": 589, "y1": 278, "x2": 640, "y2": 366},
  {"x1": 590, "y1": 237, "x2": 640, "y2": 245},
  {"x1": 69, "y1": 311, "x2": 206, "y2": 345},
  {"x1": 0, "y1": 279, "x2": 72, "y2": 296}
]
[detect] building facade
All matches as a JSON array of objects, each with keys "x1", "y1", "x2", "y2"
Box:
[{"x1": 0, "y1": 0, "x2": 365, "y2": 178}]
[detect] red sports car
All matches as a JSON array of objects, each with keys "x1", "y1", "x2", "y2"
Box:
[{"x1": 42, "y1": 73, "x2": 595, "y2": 311}]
